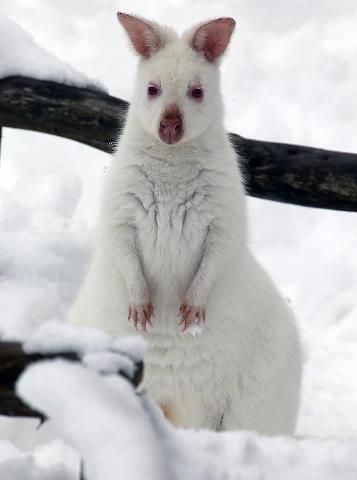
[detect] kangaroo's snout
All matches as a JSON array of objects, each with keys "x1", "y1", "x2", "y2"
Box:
[{"x1": 159, "y1": 104, "x2": 183, "y2": 145}]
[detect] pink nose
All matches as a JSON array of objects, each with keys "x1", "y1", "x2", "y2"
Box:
[
  {"x1": 159, "y1": 109, "x2": 183, "y2": 144},
  {"x1": 159, "y1": 118, "x2": 182, "y2": 144}
]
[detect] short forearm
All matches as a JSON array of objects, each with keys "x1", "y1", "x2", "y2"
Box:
[
  {"x1": 179, "y1": 226, "x2": 228, "y2": 330},
  {"x1": 186, "y1": 226, "x2": 227, "y2": 304},
  {"x1": 106, "y1": 224, "x2": 148, "y2": 302},
  {"x1": 101, "y1": 222, "x2": 153, "y2": 330}
]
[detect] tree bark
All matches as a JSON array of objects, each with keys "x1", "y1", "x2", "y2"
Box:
[
  {"x1": 0, "y1": 126, "x2": 2, "y2": 166},
  {"x1": 0, "y1": 342, "x2": 143, "y2": 418},
  {"x1": 1, "y1": 75, "x2": 357, "y2": 210}
]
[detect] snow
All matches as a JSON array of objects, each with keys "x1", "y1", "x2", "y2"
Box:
[
  {"x1": 17, "y1": 361, "x2": 166, "y2": 480},
  {"x1": 0, "y1": 0, "x2": 357, "y2": 478},
  {"x1": 82, "y1": 351, "x2": 135, "y2": 377},
  {"x1": 182, "y1": 320, "x2": 203, "y2": 337},
  {"x1": 24, "y1": 321, "x2": 144, "y2": 379},
  {"x1": 0, "y1": 440, "x2": 78, "y2": 480},
  {"x1": 0, "y1": 172, "x2": 91, "y2": 341},
  {"x1": 24, "y1": 321, "x2": 111, "y2": 355},
  {"x1": 112, "y1": 336, "x2": 147, "y2": 362},
  {"x1": 0, "y1": 14, "x2": 105, "y2": 90},
  {"x1": 16, "y1": 358, "x2": 357, "y2": 480}
]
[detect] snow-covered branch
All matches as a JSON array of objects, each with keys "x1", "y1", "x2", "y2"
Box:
[
  {"x1": 1, "y1": 75, "x2": 357, "y2": 211},
  {"x1": 0, "y1": 323, "x2": 144, "y2": 419}
]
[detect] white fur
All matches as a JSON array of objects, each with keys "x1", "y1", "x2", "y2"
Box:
[{"x1": 68, "y1": 17, "x2": 301, "y2": 434}]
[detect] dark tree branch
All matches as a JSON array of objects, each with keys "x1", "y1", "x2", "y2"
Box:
[
  {"x1": 0, "y1": 126, "x2": 2, "y2": 166},
  {"x1": 232, "y1": 135, "x2": 357, "y2": 211},
  {"x1": 0, "y1": 76, "x2": 126, "y2": 152},
  {"x1": 0, "y1": 342, "x2": 143, "y2": 418},
  {"x1": 1, "y1": 75, "x2": 357, "y2": 211}
]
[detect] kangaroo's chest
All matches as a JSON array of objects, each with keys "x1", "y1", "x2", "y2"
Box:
[
  {"x1": 146, "y1": 182, "x2": 210, "y2": 234},
  {"x1": 126, "y1": 163, "x2": 215, "y2": 279},
  {"x1": 131, "y1": 166, "x2": 214, "y2": 243}
]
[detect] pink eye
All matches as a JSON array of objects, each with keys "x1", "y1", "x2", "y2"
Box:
[
  {"x1": 147, "y1": 85, "x2": 160, "y2": 97},
  {"x1": 189, "y1": 87, "x2": 204, "y2": 101}
]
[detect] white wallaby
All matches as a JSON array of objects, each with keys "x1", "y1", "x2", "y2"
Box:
[{"x1": 69, "y1": 12, "x2": 302, "y2": 434}]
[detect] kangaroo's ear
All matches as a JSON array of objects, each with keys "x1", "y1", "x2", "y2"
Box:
[
  {"x1": 117, "y1": 12, "x2": 167, "y2": 59},
  {"x1": 187, "y1": 17, "x2": 236, "y2": 63}
]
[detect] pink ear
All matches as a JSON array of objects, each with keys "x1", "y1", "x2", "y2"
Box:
[
  {"x1": 117, "y1": 12, "x2": 164, "y2": 58},
  {"x1": 190, "y1": 18, "x2": 236, "y2": 62}
]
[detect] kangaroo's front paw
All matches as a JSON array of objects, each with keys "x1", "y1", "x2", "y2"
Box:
[
  {"x1": 128, "y1": 303, "x2": 154, "y2": 332},
  {"x1": 178, "y1": 303, "x2": 206, "y2": 332}
]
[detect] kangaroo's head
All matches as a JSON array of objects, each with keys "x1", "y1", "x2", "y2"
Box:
[{"x1": 117, "y1": 13, "x2": 235, "y2": 146}]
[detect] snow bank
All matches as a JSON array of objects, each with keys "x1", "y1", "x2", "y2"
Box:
[
  {"x1": 24, "y1": 320, "x2": 146, "y2": 357},
  {"x1": 0, "y1": 439, "x2": 78, "y2": 480},
  {"x1": 0, "y1": 171, "x2": 90, "y2": 341},
  {"x1": 24, "y1": 321, "x2": 111, "y2": 356},
  {"x1": 24, "y1": 320, "x2": 145, "y2": 379},
  {"x1": 0, "y1": 14, "x2": 105, "y2": 91},
  {"x1": 17, "y1": 361, "x2": 166, "y2": 480},
  {"x1": 179, "y1": 429, "x2": 357, "y2": 480},
  {"x1": 16, "y1": 358, "x2": 357, "y2": 480}
]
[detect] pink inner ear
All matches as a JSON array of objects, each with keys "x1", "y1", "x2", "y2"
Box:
[
  {"x1": 117, "y1": 12, "x2": 161, "y2": 58},
  {"x1": 191, "y1": 18, "x2": 236, "y2": 62}
]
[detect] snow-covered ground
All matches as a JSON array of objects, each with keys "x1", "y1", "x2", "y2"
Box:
[
  {"x1": 16, "y1": 352, "x2": 357, "y2": 480},
  {"x1": 0, "y1": 0, "x2": 357, "y2": 478}
]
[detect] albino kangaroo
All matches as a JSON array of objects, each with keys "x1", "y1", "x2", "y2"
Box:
[{"x1": 69, "y1": 12, "x2": 302, "y2": 434}]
